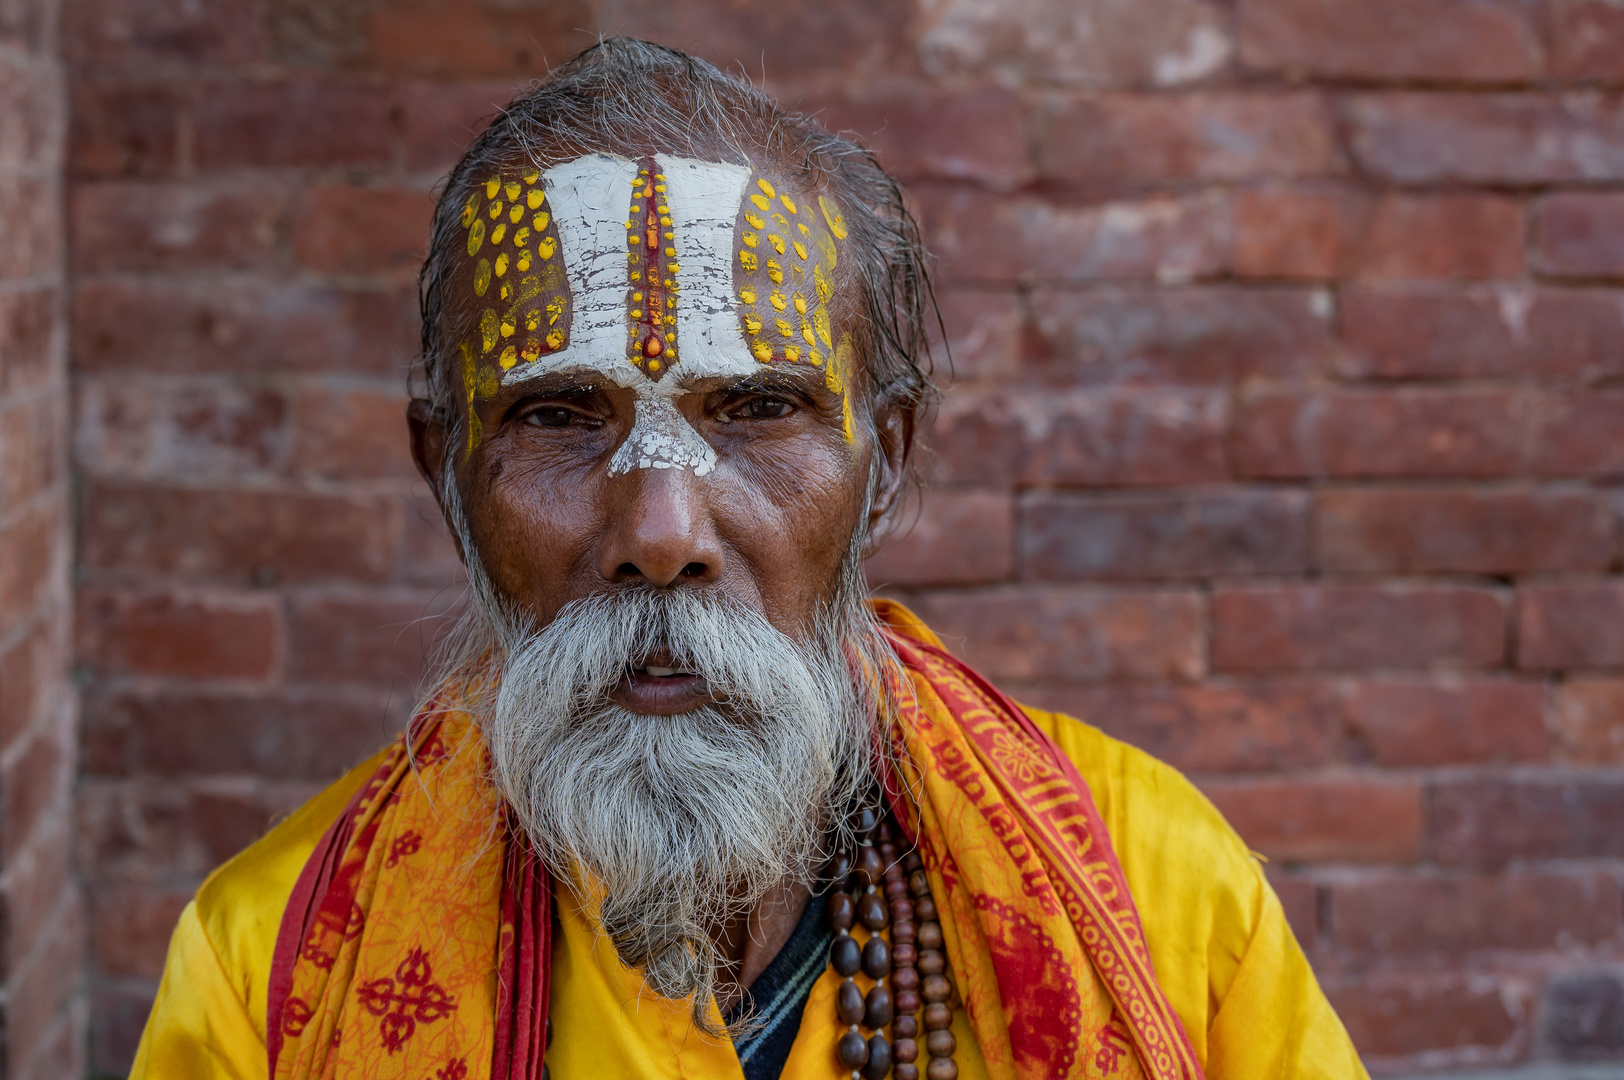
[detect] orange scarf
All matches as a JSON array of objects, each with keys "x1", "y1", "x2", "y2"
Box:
[{"x1": 268, "y1": 602, "x2": 1203, "y2": 1080}]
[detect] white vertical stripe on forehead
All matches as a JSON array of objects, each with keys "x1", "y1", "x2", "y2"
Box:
[
  {"x1": 503, "y1": 153, "x2": 639, "y2": 387},
  {"x1": 658, "y1": 156, "x2": 758, "y2": 380}
]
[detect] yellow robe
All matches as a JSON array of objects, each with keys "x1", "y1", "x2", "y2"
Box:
[{"x1": 130, "y1": 706, "x2": 1367, "y2": 1079}]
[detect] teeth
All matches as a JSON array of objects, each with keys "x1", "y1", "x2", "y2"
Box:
[{"x1": 645, "y1": 666, "x2": 689, "y2": 678}]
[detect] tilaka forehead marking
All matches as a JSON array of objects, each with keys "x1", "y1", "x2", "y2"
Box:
[{"x1": 458, "y1": 153, "x2": 855, "y2": 469}]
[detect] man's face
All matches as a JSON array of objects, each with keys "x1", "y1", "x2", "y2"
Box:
[{"x1": 411, "y1": 153, "x2": 908, "y2": 714}]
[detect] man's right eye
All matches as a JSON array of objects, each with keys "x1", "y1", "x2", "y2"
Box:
[{"x1": 523, "y1": 407, "x2": 577, "y2": 428}]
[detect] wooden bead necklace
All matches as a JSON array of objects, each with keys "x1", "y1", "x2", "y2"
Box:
[{"x1": 824, "y1": 808, "x2": 958, "y2": 1080}]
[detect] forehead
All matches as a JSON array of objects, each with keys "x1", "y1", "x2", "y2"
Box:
[{"x1": 453, "y1": 152, "x2": 855, "y2": 412}]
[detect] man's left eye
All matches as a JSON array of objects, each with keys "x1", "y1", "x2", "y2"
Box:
[
  {"x1": 737, "y1": 397, "x2": 793, "y2": 419},
  {"x1": 524, "y1": 407, "x2": 577, "y2": 428}
]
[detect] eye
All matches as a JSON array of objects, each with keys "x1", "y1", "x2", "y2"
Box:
[
  {"x1": 523, "y1": 406, "x2": 578, "y2": 428},
  {"x1": 737, "y1": 396, "x2": 794, "y2": 420}
]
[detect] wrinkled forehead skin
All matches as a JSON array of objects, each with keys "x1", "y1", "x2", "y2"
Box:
[{"x1": 452, "y1": 151, "x2": 857, "y2": 476}]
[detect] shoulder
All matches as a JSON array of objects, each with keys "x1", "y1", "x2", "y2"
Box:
[
  {"x1": 1019, "y1": 704, "x2": 1271, "y2": 1037},
  {"x1": 191, "y1": 750, "x2": 388, "y2": 1027}
]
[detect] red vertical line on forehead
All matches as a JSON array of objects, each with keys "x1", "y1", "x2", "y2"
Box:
[{"x1": 626, "y1": 156, "x2": 677, "y2": 379}]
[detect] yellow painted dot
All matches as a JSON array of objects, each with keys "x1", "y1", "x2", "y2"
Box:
[
  {"x1": 750, "y1": 193, "x2": 771, "y2": 211},
  {"x1": 667, "y1": 261, "x2": 680, "y2": 273},
  {"x1": 784, "y1": 346, "x2": 800, "y2": 361},
  {"x1": 798, "y1": 222, "x2": 811, "y2": 237},
  {"x1": 466, "y1": 219, "x2": 486, "y2": 256},
  {"x1": 485, "y1": 177, "x2": 500, "y2": 199},
  {"x1": 740, "y1": 251, "x2": 758, "y2": 271},
  {"x1": 480, "y1": 308, "x2": 498, "y2": 352},
  {"x1": 745, "y1": 213, "x2": 765, "y2": 229},
  {"x1": 516, "y1": 251, "x2": 532, "y2": 272},
  {"x1": 499, "y1": 282, "x2": 510, "y2": 301},
  {"x1": 666, "y1": 297, "x2": 675, "y2": 307},
  {"x1": 810, "y1": 348, "x2": 825, "y2": 366},
  {"x1": 742, "y1": 233, "x2": 759, "y2": 249},
  {"x1": 802, "y1": 323, "x2": 815, "y2": 346},
  {"x1": 509, "y1": 204, "x2": 523, "y2": 224},
  {"x1": 631, "y1": 308, "x2": 643, "y2": 318},
  {"x1": 526, "y1": 188, "x2": 545, "y2": 210},
  {"x1": 649, "y1": 359, "x2": 661, "y2": 372},
  {"x1": 491, "y1": 223, "x2": 507, "y2": 246},
  {"x1": 752, "y1": 339, "x2": 774, "y2": 361},
  {"x1": 522, "y1": 166, "x2": 539, "y2": 185},
  {"x1": 655, "y1": 184, "x2": 666, "y2": 192},
  {"x1": 744, "y1": 314, "x2": 762, "y2": 334},
  {"x1": 739, "y1": 288, "x2": 756, "y2": 304},
  {"x1": 626, "y1": 220, "x2": 634, "y2": 230},
  {"x1": 660, "y1": 216, "x2": 671, "y2": 226},
  {"x1": 766, "y1": 260, "x2": 783, "y2": 284},
  {"x1": 461, "y1": 191, "x2": 481, "y2": 228},
  {"x1": 547, "y1": 297, "x2": 566, "y2": 325},
  {"x1": 775, "y1": 318, "x2": 794, "y2": 338},
  {"x1": 628, "y1": 253, "x2": 638, "y2": 263},
  {"x1": 473, "y1": 259, "x2": 492, "y2": 296},
  {"x1": 794, "y1": 294, "x2": 807, "y2": 314},
  {"x1": 633, "y1": 291, "x2": 644, "y2": 301},
  {"x1": 631, "y1": 204, "x2": 642, "y2": 214},
  {"x1": 819, "y1": 195, "x2": 849, "y2": 240},
  {"x1": 813, "y1": 306, "x2": 832, "y2": 348},
  {"x1": 538, "y1": 237, "x2": 556, "y2": 259},
  {"x1": 772, "y1": 213, "x2": 789, "y2": 228},
  {"x1": 769, "y1": 234, "x2": 786, "y2": 255},
  {"x1": 499, "y1": 344, "x2": 518, "y2": 368},
  {"x1": 661, "y1": 246, "x2": 674, "y2": 257},
  {"x1": 654, "y1": 173, "x2": 666, "y2": 181},
  {"x1": 521, "y1": 338, "x2": 541, "y2": 362},
  {"x1": 501, "y1": 315, "x2": 516, "y2": 338},
  {"x1": 781, "y1": 194, "x2": 798, "y2": 214},
  {"x1": 757, "y1": 177, "x2": 776, "y2": 198},
  {"x1": 504, "y1": 181, "x2": 521, "y2": 201},
  {"x1": 494, "y1": 252, "x2": 509, "y2": 277},
  {"x1": 547, "y1": 328, "x2": 565, "y2": 349},
  {"x1": 526, "y1": 309, "x2": 541, "y2": 331},
  {"x1": 769, "y1": 292, "x2": 786, "y2": 311},
  {"x1": 814, "y1": 265, "x2": 832, "y2": 300},
  {"x1": 488, "y1": 200, "x2": 504, "y2": 220},
  {"x1": 630, "y1": 271, "x2": 642, "y2": 282},
  {"x1": 793, "y1": 241, "x2": 808, "y2": 261}
]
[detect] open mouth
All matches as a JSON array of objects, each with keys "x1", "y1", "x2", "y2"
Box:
[
  {"x1": 614, "y1": 652, "x2": 711, "y2": 714},
  {"x1": 637, "y1": 665, "x2": 697, "y2": 678}
]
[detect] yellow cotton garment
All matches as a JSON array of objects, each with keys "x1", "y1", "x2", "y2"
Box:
[{"x1": 130, "y1": 709, "x2": 1366, "y2": 1080}]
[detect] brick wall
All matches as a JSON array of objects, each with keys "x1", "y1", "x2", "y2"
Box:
[
  {"x1": 0, "y1": 0, "x2": 81, "y2": 1075},
  {"x1": 65, "y1": 0, "x2": 1624, "y2": 1075}
]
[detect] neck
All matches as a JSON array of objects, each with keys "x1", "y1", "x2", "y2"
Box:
[{"x1": 711, "y1": 876, "x2": 814, "y2": 1015}]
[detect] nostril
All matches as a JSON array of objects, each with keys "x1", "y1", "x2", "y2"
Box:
[
  {"x1": 617, "y1": 563, "x2": 640, "y2": 578},
  {"x1": 681, "y1": 562, "x2": 706, "y2": 578}
]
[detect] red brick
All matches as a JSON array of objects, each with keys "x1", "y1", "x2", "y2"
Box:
[
  {"x1": 1341, "y1": 286, "x2": 1624, "y2": 380},
  {"x1": 7, "y1": 895, "x2": 83, "y2": 1072},
  {"x1": 0, "y1": 497, "x2": 63, "y2": 635},
  {"x1": 903, "y1": 585, "x2": 1205, "y2": 683},
  {"x1": 193, "y1": 80, "x2": 397, "y2": 171},
  {"x1": 930, "y1": 387, "x2": 1226, "y2": 487},
  {"x1": 286, "y1": 591, "x2": 448, "y2": 685},
  {"x1": 823, "y1": 88, "x2": 1030, "y2": 188},
  {"x1": 1550, "y1": 0, "x2": 1624, "y2": 81},
  {"x1": 0, "y1": 388, "x2": 64, "y2": 509},
  {"x1": 0, "y1": 608, "x2": 65, "y2": 752},
  {"x1": 399, "y1": 79, "x2": 509, "y2": 172},
  {"x1": 1009, "y1": 679, "x2": 1344, "y2": 772},
  {"x1": 0, "y1": 816, "x2": 71, "y2": 970},
  {"x1": 1354, "y1": 194, "x2": 1525, "y2": 280},
  {"x1": 1533, "y1": 192, "x2": 1624, "y2": 279},
  {"x1": 365, "y1": 1, "x2": 595, "y2": 76},
  {"x1": 865, "y1": 490, "x2": 1015, "y2": 588},
  {"x1": 90, "y1": 885, "x2": 189, "y2": 977},
  {"x1": 1233, "y1": 186, "x2": 1366, "y2": 279},
  {"x1": 1554, "y1": 678, "x2": 1624, "y2": 765},
  {"x1": 68, "y1": 79, "x2": 180, "y2": 178},
  {"x1": 1267, "y1": 872, "x2": 1319, "y2": 943},
  {"x1": 1021, "y1": 490, "x2": 1309, "y2": 581},
  {"x1": 1535, "y1": 390, "x2": 1624, "y2": 476},
  {"x1": 0, "y1": 285, "x2": 60, "y2": 394},
  {"x1": 73, "y1": 280, "x2": 416, "y2": 375},
  {"x1": 0, "y1": 51, "x2": 61, "y2": 168},
  {"x1": 933, "y1": 289, "x2": 1022, "y2": 382},
  {"x1": 4, "y1": 726, "x2": 66, "y2": 853},
  {"x1": 1325, "y1": 973, "x2": 1528, "y2": 1060},
  {"x1": 1347, "y1": 92, "x2": 1624, "y2": 184},
  {"x1": 1331, "y1": 870, "x2": 1618, "y2": 954},
  {"x1": 1041, "y1": 92, "x2": 1338, "y2": 184},
  {"x1": 1316, "y1": 488, "x2": 1613, "y2": 574},
  {"x1": 1233, "y1": 388, "x2": 1530, "y2": 480},
  {"x1": 63, "y1": 0, "x2": 262, "y2": 65},
  {"x1": 912, "y1": 0, "x2": 1231, "y2": 87},
  {"x1": 83, "y1": 687, "x2": 400, "y2": 779},
  {"x1": 1213, "y1": 585, "x2": 1507, "y2": 673},
  {"x1": 1239, "y1": 0, "x2": 1540, "y2": 81},
  {"x1": 1026, "y1": 287, "x2": 1334, "y2": 383},
  {"x1": 0, "y1": 172, "x2": 62, "y2": 281},
  {"x1": 286, "y1": 386, "x2": 413, "y2": 481},
  {"x1": 1201, "y1": 776, "x2": 1422, "y2": 862},
  {"x1": 1519, "y1": 581, "x2": 1624, "y2": 669},
  {"x1": 1346, "y1": 678, "x2": 1548, "y2": 767},
  {"x1": 1431, "y1": 776, "x2": 1624, "y2": 862},
  {"x1": 291, "y1": 184, "x2": 434, "y2": 276},
  {"x1": 79, "y1": 483, "x2": 401, "y2": 586},
  {"x1": 75, "y1": 587, "x2": 280, "y2": 681},
  {"x1": 917, "y1": 186, "x2": 1232, "y2": 285},
  {"x1": 74, "y1": 377, "x2": 288, "y2": 481},
  {"x1": 70, "y1": 180, "x2": 288, "y2": 273}
]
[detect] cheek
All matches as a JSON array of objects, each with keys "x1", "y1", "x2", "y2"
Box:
[
  {"x1": 716, "y1": 437, "x2": 869, "y2": 591},
  {"x1": 461, "y1": 447, "x2": 602, "y2": 608}
]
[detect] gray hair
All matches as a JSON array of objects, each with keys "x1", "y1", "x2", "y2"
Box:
[{"x1": 414, "y1": 36, "x2": 939, "y2": 447}]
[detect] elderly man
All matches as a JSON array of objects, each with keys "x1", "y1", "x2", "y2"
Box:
[{"x1": 132, "y1": 37, "x2": 1365, "y2": 1080}]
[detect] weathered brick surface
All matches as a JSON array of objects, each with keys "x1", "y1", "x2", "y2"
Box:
[{"x1": 54, "y1": 1, "x2": 1624, "y2": 1075}]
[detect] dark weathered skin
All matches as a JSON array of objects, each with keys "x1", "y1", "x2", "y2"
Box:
[{"x1": 408, "y1": 267, "x2": 915, "y2": 1006}]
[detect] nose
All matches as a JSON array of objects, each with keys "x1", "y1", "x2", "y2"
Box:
[{"x1": 597, "y1": 466, "x2": 724, "y2": 587}]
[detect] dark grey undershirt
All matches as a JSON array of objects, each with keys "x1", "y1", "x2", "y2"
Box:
[{"x1": 724, "y1": 890, "x2": 835, "y2": 1080}]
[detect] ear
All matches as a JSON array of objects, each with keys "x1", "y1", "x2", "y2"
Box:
[
  {"x1": 407, "y1": 398, "x2": 468, "y2": 564},
  {"x1": 860, "y1": 398, "x2": 916, "y2": 560}
]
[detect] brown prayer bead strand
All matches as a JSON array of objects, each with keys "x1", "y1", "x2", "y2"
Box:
[{"x1": 908, "y1": 862, "x2": 957, "y2": 1080}]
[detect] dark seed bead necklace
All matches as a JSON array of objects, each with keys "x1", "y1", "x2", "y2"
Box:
[{"x1": 824, "y1": 807, "x2": 958, "y2": 1080}]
